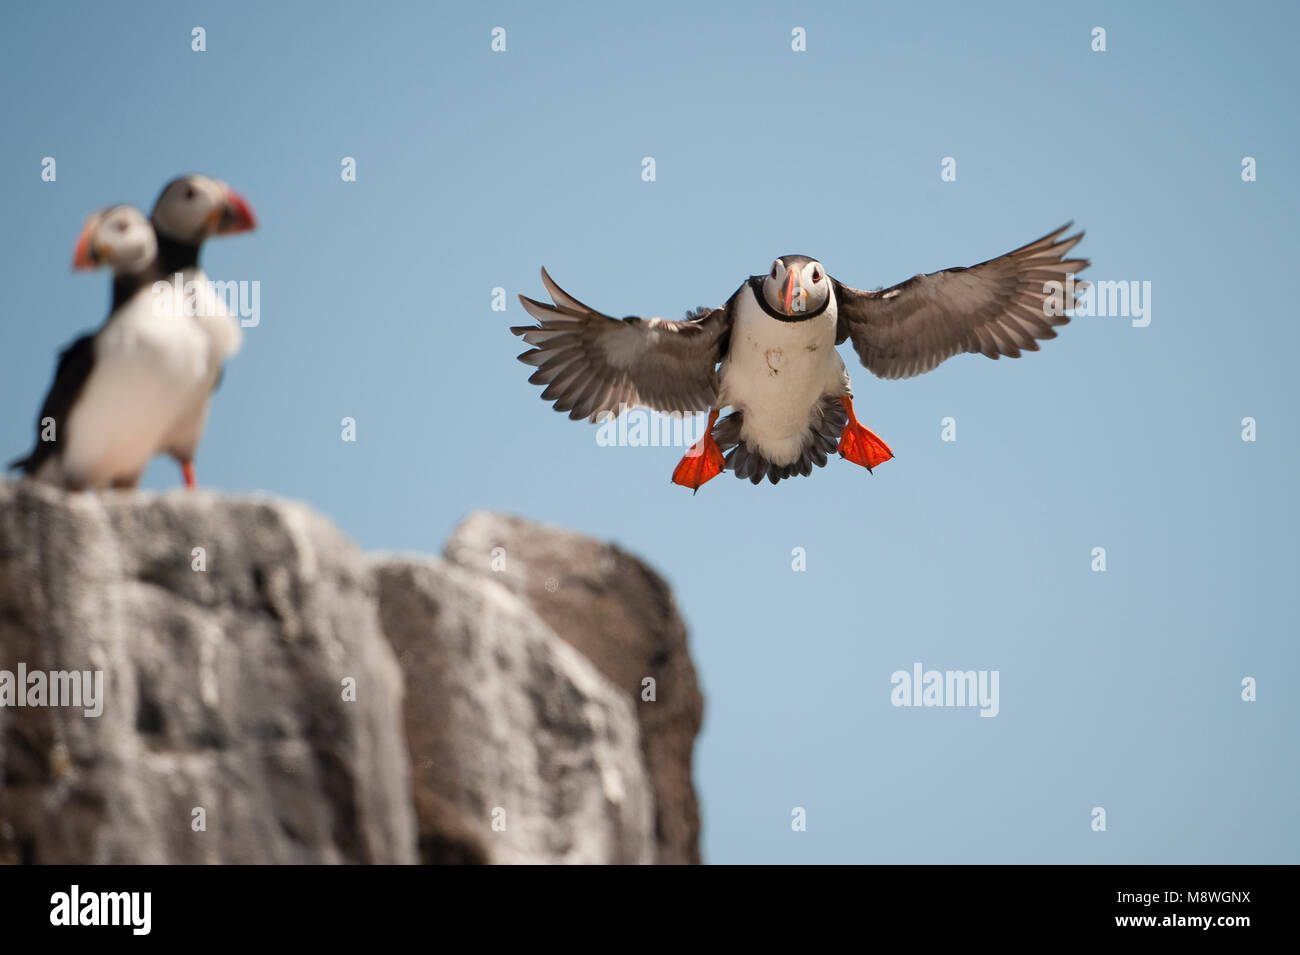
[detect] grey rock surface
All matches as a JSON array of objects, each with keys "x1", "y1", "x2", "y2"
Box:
[
  {"x1": 445, "y1": 511, "x2": 704, "y2": 865},
  {"x1": 373, "y1": 557, "x2": 653, "y2": 864},
  {"x1": 0, "y1": 481, "x2": 415, "y2": 863},
  {"x1": 0, "y1": 482, "x2": 699, "y2": 864}
]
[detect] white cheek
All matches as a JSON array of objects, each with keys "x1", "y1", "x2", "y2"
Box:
[
  {"x1": 130, "y1": 238, "x2": 156, "y2": 269},
  {"x1": 158, "y1": 203, "x2": 204, "y2": 239}
]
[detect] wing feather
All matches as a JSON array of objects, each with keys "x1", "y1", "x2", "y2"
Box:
[
  {"x1": 511, "y1": 268, "x2": 733, "y2": 421},
  {"x1": 7, "y1": 333, "x2": 97, "y2": 474},
  {"x1": 835, "y1": 224, "x2": 1089, "y2": 379}
]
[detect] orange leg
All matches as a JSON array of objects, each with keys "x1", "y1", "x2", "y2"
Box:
[
  {"x1": 837, "y1": 396, "x2": 893, "y2": 472},
  {"x1": 182, "y1": 461, "x2": 197, "y2": 490},
  {"x1": 672, "y1": 408, "x2": 725, "y2": 492}
]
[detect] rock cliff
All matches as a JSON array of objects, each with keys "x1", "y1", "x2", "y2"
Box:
[{"x1": 0, "y1": 482, "x2": 701, "y2": 864}]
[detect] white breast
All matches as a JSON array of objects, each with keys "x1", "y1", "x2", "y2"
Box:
[
  {"x1": 157, "y1": 268, "x2": 242, "y2": 461},
  {"x1": 59, "y1": 283, "x2": 211, "y2": 487},
  {"x1": 718, "y1": 286, "x2": 848, "y2": 465},
  {"x1": 185, "y1": 267, "x2": 243, "y2": 361}
]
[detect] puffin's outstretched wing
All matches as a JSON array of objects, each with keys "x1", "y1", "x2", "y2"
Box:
[
  {"x1": 512, "y1": 268, "x2": 733, "y2": 421},
  {"x1": 8, "y1": 333, "x2": 97, "y2": 474},
  {"x1": 834, "y1": 224, "x2": 1089, "y2": 380}
]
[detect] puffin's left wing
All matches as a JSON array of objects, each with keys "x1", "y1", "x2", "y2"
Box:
[
  {"x1": 834, "y1": 224, "x2": 1089, "y2": 380},
  {"x1": 512, "y1": 268, "x2": 732, "y2": 421}
]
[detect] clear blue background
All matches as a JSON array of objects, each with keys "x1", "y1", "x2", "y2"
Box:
[{"x1": 2, "y1": 0, "x2": 1295, "y2": 863}]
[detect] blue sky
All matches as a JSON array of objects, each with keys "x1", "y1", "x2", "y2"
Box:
[{"x1": 2, "y1": 0, "x2": 1297, "y2": 863}]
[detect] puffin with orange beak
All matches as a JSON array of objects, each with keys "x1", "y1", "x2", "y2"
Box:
[
  {"x1": 512, "y1": 224, "x2": 1089, "y2": 489},
  {"x1": 8, "y1": 176, "x2": 257, "y2": 491},
  {"x1": 9, "y1": 205, "x2": 161, "y2": 487},
  {"x1": 147, "y1": 174, "x2": 256, "y2": 489}
]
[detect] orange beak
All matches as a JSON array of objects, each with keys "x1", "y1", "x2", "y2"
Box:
[
  {"x1": 216, "y1": 188, "x2": 257, "y2": 234},
  {"x1": 782, "y1": 268, "x2": 797, "y2": 315},
  {"x1": 72, "y1": 217, "x2": 98, "y2": 270}
]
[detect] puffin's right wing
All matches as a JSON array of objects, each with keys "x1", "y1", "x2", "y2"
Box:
[
  {"x1": 8, "y1": 333, "x2": 97, "y2": 474},
  {"x1": 512, "y1": 268, "x2": 732, "y2": 421}
]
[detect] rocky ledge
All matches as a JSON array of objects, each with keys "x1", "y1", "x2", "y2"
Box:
[{"x1": 0, "y1": 482, "x2": 702, "y2": 864}]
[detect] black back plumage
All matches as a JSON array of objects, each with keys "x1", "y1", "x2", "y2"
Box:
[{"x1": 8, "y1": 334, "x2": 97, "y2": 474}]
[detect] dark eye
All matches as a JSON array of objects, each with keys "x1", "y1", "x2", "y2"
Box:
[
  {"x1": 770, "y1": 263, "x2": 780, "y2": 279},
  {"x1": 115, "y1": 220, "x2": 128, "y2": 232},
  {"x1": 811, "y1": 267, "x2": 822, "y2": 283},
  {"x1": 184, "y1": 187, "x2": 197, "y2": 200}
]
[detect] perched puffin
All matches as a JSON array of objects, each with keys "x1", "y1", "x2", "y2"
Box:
[
  {"x1": 512, "y1": 224, "x2": 1088, "y2": 489},
  {"x1": 8, "y1": 176, "x2": 255, "y2": 491},
  {"x1": 8, "y1": 205, "x2": 162, "y2": 488},
  {"x1": 147, "y1": 174, "x2": 256, "y2": 488}
]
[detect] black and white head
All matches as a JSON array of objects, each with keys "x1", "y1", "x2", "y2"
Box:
[
  {"x1": 150, "y1": 174, "x2": 256, "y2": 244},
  {"x1": 72, "y1": 205, "x2": 157, "y2": 274},
  {"x1": 761, "y1": 255, "x2": 831, "y2": 319}
]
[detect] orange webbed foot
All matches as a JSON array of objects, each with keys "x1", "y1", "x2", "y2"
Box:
[
  {"x1": 672, "y1": 409, "x2": 724, "y2": 492},
  {"x1": 837, "y1": 397, "x2": 893, "y2": 472}
]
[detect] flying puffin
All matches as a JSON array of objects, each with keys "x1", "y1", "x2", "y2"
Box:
[
  {"x1": 512, "y1": 224, "x2": 1089, "y2": 489},
  {"x1": 8, "y1": 176, "x2": 255, "y2": 491}
]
